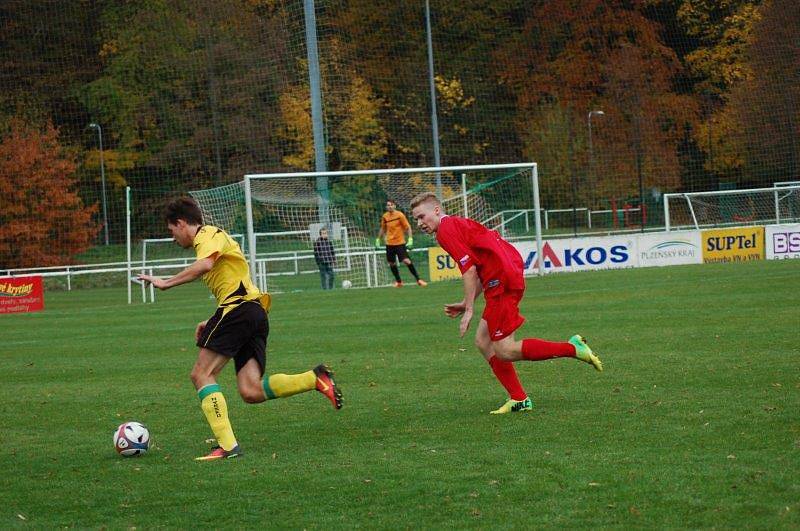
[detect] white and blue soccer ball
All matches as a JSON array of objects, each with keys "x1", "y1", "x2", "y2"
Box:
[
  {"x1": 113, "y1": 421, "x2": 150, "y2": 457},
  {"x1": 341, "y1": 280, "x2": 352, "y2": 289}
]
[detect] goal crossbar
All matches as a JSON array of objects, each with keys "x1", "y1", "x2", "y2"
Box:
[{"x1": 245, "y1": 163, "x2": 536, "y2": 180}]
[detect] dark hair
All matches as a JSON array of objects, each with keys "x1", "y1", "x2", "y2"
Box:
[
  {"x1": 386, "y1": 199, "x2": 396, "y2": 206},
  {"x1": 164, "y1": 197, "x2": 203, "y2": 225}
]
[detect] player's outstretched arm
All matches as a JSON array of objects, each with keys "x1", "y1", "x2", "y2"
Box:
[{"x1": 138, "y1": 257, "x2": 215, "y2": 291}]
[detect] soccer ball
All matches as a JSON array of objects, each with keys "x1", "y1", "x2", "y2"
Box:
[
  {"x1": 341, "y1": 279, "x2": 352, "y2": 289},
  {"x1": 113, "y1": 421, "x2": 150, "y2": 457}
]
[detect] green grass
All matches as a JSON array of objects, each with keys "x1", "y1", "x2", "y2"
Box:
[{"x1": 2, "y1": 260, "x2": 799, "y2": 528}]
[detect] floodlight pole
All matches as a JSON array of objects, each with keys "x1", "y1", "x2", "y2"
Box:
[
  {"x1": 89, "y1": 123, "x2": 109, "y2": 245},
  {"x1": 244, "y1": 176, "x2": 257, "y2": 286},
  {"x1": 531, "y1": 164, "x2": 544, "y2": 276},
  {"x1": 587, "y1": 110, "x2": 604, "y2": 209},
  {"x1": 425, "y1": 0, "x2": 442, "y2": 197},
  {"x1": 126, "y1": 186, "x2": 131, "y2": 304},
  {"x1": 303, "y1": 0, "x2": 329, "y2": 226}
]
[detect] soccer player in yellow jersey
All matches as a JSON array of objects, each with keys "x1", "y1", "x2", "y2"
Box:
[
  {"x1": 375, "y1": 199, "x2": 428, "y2": 287},
  {"x1": 138, "y1": 197, "x2": 342, "y2": 461}
]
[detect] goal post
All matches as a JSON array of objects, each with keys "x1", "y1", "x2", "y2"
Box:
[
  {"x1": 228, "y1": 163, "x2": 544, "y2": 291},
  {"x1": 664, "y1": 184, "x2": 800, "y2": 231}
]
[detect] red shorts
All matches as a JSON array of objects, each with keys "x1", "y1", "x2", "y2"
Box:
[{"x1": 482, "y1": 289, "x2": 525, "y2": 341}]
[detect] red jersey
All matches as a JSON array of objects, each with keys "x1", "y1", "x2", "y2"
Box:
[{"x1": 436, "y1": 215, "x2": 525, "y2": 296}]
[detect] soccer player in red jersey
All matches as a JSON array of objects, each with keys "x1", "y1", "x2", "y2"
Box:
[{"x1": 410, "y1": 192, "x2": 603, "y2": 414}]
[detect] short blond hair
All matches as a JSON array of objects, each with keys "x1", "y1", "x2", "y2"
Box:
[{"x1": 410, "y1": 192, "x2": 441, "y2": 210}]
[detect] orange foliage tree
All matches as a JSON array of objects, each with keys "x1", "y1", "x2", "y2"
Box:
[
  {"x1": 0, "y1": 119, "x2": 99, "y2": 268},
  {"x1": 493, "y1": 0, "x2": 698, "y2": 206}
]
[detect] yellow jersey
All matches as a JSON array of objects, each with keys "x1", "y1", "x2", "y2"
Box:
[
  {"x1": 381, "y1": 211, "x2": 411, "y2": 245},
  {"x1": 193, "y1": 225, "x2": 261, "y2": 309}
]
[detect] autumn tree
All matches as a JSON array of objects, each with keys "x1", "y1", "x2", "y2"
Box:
[
  {"x1": 277, "y1": 54, "x2": 388, "y2": 173},
  {"x1": 0, "y1": 119, "x2": 99, "y2": 268},
  {"x1": 493, "y1": 0, "x2": 697, "y2": 208},
  {"x1": 725, "y1": 0, "x2": 800, "y2": 185},
  {"x1": 676, "y1": 0, "x2": 763, "y2": 98}
]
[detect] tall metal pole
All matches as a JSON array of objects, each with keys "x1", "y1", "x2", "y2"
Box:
[
  {"x1": 587, "y1": 110, "x2": 604, "y2": 210},
  {"x1": 125, "y1": 186, "x2": 131, "y2": 304},
  {"x1": 303, "y1": 0, "x2": 329, "y2": 225},
  {"x1": 532, "y1": 164, "x2": 544, "y2": 276},
  {"x1": 634, "y1": 109, "x2": 645, "y2": 232},
  {"x1": 89, "y1": 123, "x2": 109, "y2": 245},
  {"x1": 568, "y1": 117, "x2": 578, "y2": 236},
  {"x1": 425, "y1": 0, "x2": 442, "y2": 197}
]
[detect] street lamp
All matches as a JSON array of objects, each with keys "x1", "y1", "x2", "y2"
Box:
[
  {"x1": 88, "y1": 123, "x2": 109, "y2": 246},
  {"x1": 587, "y1": 110, "x2": 605, "y2": 210}
]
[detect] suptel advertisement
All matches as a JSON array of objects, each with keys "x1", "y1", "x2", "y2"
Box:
[{"x1": 702, "y1": 227, "x2": 765, "y2": 263}]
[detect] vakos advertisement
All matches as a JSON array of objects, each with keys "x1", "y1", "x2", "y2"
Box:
[{"x1": 514, "y1": 235, "x2": 637, "y2": 274}]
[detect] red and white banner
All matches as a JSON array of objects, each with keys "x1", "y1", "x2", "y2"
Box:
[
  {"x1": 514, "y1": 235, "x2": 637, "y2": 274},
  {"x1": 0, "y1": 276, "x2": 45, "y2": 314}
]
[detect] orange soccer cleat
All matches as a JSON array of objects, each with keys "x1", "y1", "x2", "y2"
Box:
[{"x1": 313, "y1": 364, "x2": 343, "y2": 410}]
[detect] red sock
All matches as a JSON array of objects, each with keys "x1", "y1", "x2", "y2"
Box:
[
  {"x1": 521, "y1": 338, "x2": 576, "y2": 361},
  {"x1": 487, "y1": 355, "x2": 527, "y2": 401}
]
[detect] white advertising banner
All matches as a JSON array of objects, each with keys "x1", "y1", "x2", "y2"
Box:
[
  {"x1": 637, "y1": 231, "x2": 702, "y2": 267},
  {"x1": 766, "y1": 224, "x2": 800, "y2": 260},
  {"x1": 514, "y1": 235, "x2": 638, "y2": 274}
]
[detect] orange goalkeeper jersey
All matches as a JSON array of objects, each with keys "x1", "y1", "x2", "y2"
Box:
[{"x1": 381, "y1": 211, "x2": 411, "y2": 245}]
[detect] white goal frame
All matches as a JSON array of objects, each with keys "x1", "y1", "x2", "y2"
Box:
[
  {"x1": 663, "y1": 184, "x2": 800, "y2": 231},
  {"x1": 244, "y1": 163, "x2": 544, "y2": 288}
]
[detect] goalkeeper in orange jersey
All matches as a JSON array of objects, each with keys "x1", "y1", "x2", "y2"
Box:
[
  {"x1": 375, "y1": 199, "x2": 428, "y2": 287},
  {"x1": 138, "y1": 197, "x2": 342, "y2": 461}
]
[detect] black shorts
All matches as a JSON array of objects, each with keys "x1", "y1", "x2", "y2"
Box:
[
  {"x1": 197, "y1": 301, "x2": 268, "y2": 375},
  {"x1": 386, "y1": 244, "x2": 409, "y2": 263}
]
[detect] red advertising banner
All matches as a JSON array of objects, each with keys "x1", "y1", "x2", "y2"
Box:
[{"x1": 0, "y1": 276, "x2": 45, "y2": 314}]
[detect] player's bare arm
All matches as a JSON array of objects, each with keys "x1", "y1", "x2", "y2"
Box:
[
  {"x1": 138, "y1": 256, "x2": 215, "y2": 290},
  {"x1": 451, "y1": 266, "x2": 481, "y2": 337}
]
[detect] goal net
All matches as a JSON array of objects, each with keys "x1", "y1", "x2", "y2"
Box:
[
  {"x1": 664, "y1": 184, "x2": 800, "y2": 231},
  {"x1": 190, "y1": 163, "x2": 539, "y2": 292}
]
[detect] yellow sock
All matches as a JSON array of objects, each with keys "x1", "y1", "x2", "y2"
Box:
[
  {"x1": 263, "y1": 370, "x2": 316, "y2": 399},
  {"x1": 198, "y1": 384, "x2": 237, "y2": 452}
]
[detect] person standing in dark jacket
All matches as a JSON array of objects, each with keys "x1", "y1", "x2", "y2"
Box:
[{"x1": 313, "y1": 227, "x2": 336, "y2": 290}]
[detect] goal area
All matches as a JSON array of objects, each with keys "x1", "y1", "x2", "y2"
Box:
[{"x1": 190, "y1": 163, "x2": 542, "y2": 292}]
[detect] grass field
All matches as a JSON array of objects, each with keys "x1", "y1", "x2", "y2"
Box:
[{"x1": 2, "y1": 260, "x2": 799, "y2": 528}]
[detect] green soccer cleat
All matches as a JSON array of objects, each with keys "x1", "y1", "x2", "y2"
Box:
[
  {"x1": 569, "y1": 334, "x2": 603, "y2": 372},
  {"x1": 490, "y1": 397, "x2": 533, "y2": 415}
]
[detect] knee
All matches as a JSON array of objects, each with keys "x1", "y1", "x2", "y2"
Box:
[
  {"x1": 239, "y1": 385, "x2": 265, "y2": 404},
  {"x1": 493, "y1": 342, "x2": 515, "y2": 361},
  {"x1": 474, "y1": 336, "x2": 490, "y2": 354}
]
